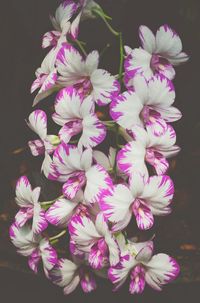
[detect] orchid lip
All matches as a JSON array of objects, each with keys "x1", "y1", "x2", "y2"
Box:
[{"x1": 150, "y1": 54, "x2": 170, "y2": 73}]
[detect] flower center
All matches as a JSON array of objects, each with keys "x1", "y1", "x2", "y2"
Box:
[
  {"x1": 150, "y1": 54, "x2": 169, "y2": 73},
  {"x1": 140, "y1": 106, "x2": 161, "y2": 125},
  {"x1": 74, "y1": 77, "x2": 93, "y2": 97}
]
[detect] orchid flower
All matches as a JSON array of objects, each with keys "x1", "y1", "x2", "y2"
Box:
[
  {"x1": 52, "y1": 87, "x2": 106, "y2": 149},
  {"x1": 27, "y1": 110, "x2": 60, "y2": 157},
  {"x1": 31, "y1": 48, "x2": 59, "y2": 106},
  {"x1": 109, "y1": 240, "x2": 180, "y2": 293},
  {"x1": 45, "y1": 143, "x2": 112, "y2": 202},
  {"x1": 50, "y1": 258, "x2": 97, "y2": 294},
  {"x1": 42, "y1": 0, "x2": 78, "y2": 49},
  {"x1": 124, "y1": 24, "x2": 189, "y2": 85},
  {"x1": 68, "y1": 213, "x2": 120, "y2": 269},
  {"x1": 110, "y1": 74, "x2": 181, "y2": 136},
  {"x1": 117, "y1": 125, "x2": 180, "y2": 177},
  {"x1": 56, "y1": 43, "x2": 120, "y2": 105},
  {"x1": 14, "y1": 176, "x2": 48, "y2": 234},
  {"x1": 100, "y1": 174, "x2": 174, "y2": 231},
  {"x1": 9, "y1": 223, "x2": 57, "y2": 276}
]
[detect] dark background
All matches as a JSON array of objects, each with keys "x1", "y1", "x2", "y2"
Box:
[{"x1": 1, "y1": 0, "x2": 200, "y2": 302}]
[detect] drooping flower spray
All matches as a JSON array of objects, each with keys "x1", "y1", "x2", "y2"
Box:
[{"x1": 10, "y1": 0, "x2": 188, "y2": 295}]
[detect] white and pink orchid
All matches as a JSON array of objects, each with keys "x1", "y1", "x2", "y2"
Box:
[
  {"x1": 111, "y1": 74, "x2": 181, "y2": 136},
  {"x1": 9, "y1": 223, "x2": 57, "y2": 276},
  {"x1": 109, "y1": 240, "x2": 180, "y2": 293},
  {"x1": 14, "y1": 176, "x2": 48, "y2": 234},
  {"x1": 45, "y1": 143, "x2": 112, "y2": 201},
  {"x1": 52, "y1": 87, "x2": 106, "y2": 149},
  {"x1": 28, "y1": 110, "x2": 60, "y2": 157},
  {"x1": 50, "y1": 258, "x2": 97, "y2": 294},
  {"x1": 117, "y1": 125, "x2": 180, "y2": 177},
  {"x1": 124, "y1": 24, "x2": 189, "y2": 85},
  {"x1": 11, "y1": 0, "x2": 188, "y2": 295},
  {"x1": 68, "y1": 213, "x2": 120, "y2": 269},
  {"x1": 100, "y1": 174, "x2": 174, "y2": 231},
  {"x1": 31, "y1": 48, "x2": 59, "y2": 106},
  {"x1": 56, "y1": 44, "x2": 120, "y2": 105},
  {"x1": 42, "y1": 0, "x2": 79, "y2": 49}
]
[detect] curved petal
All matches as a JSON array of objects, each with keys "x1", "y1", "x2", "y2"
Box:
[
  {"x1": 9, "y1": 223, "x2": 39, "y2": 257},
  {"x1": 147, "y1": 74, "x2": 175, "y2": 107},
  {"x1": 145, "y1": 254, "x2": 180, "y2": 290},
  {"x1": 85, "y1": 50, "x2": 99, "y2": 74},
  {"x1": 40, "y1": 239, "x2": 58, "y2": 271},
  {"x1": 15, "y1": 209, "x2": 33, "y2": 228},
  {"x1": 68, "y1": 214, "x2": 100, "y2": 249},
  {"x1": 141, "y1": 175, "x2": 174, "y2": 215},
  {"x1": 132, "y1": 199, "x2": 154, "y2": 230},
  {"x1": 27, "y1": 110, "x2": 47, "y2": 140},
  {"x1": 117, "y1": 141, "x2": 148, "y2": 178},
  {"x1": 155, "y1": 24, "x2": 182, "y2": 57},
  {"x1": 50, "y1": 258, "x2": 79, "y2": 290},
  {"x1": 32, "y1": 202, "x2": 48, "y2": 234},
  {"x1": 158, "y1": 106, "x2": 182, "y2": 122},
  {"x1": 124, "y1": 48, "x2": 153, "y2": 83},
  {"x1": 139, "y1": 25, "x2": 156, "y2": 54},
  {"x1": 56, "y1": 43, "x2": 85, "y2": 86},
  {"x1": 42, "y1": 30, "x2": 61, "y2": 49},
  {"x1": 28, "y1": 249, "x2": 40, "y2": 273},
  {"x1": 90, "y1": 69, "x2": 119, "y2": 106},
  {"x1": 84, "y1": 164, "x2": 113, "y2": 204},
  {"x1": 100, "y1": 184, "x2": 133, "y2": 226},
  {"x1": 79, "y1": 113, "x2": 106, "y2": 149},
  {"x1": 52, "y1": 144, "x2": 82, "y2": 182},
  {"x1": 108, "y1": 254, "x2": 136, "y2": 287},
  {"x1": 15, "y1": 176, "x2": 33, "y2": 207},
  {"x1": 46, "y1": 197, "x2": 78, "y2": 227},
  {"x1": 110, "y1": 91, "x2": 143, "y2": 129}
]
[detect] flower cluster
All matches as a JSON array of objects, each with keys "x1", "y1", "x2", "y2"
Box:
[{"x1": 10, "y1": 0, "x2": 188, "y2": 295}]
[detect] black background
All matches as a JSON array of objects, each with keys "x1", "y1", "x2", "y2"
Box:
[{"x1": 1, "y1": 0, "x2": 200, "y2": 302}]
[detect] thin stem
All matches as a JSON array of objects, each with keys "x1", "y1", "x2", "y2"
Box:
[
  {"x1": 49, "y1": 230, "x2": 66, "y2": 242},
  {"x1": 75, "y1": 39, "x2": 87, "y2": 56},
  {"x1": 41, "y1": 195, "x2": 64, "y2": 206},
  {"x1": 93, "y1": 8, "x2": 119, "y2": 36},
  {"x1": 118, "y1": 32, "x2": 124, "y2": 82}
]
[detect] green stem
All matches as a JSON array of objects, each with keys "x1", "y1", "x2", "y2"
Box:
[
  {"x1": 49, "y1": 230, "x2": 66, "y2": 242},
  {"x1": 75, "y1": 40, "x2": 87, "y2": 56},
  {"x1": 41, "y1": 195, "x2": 64, "y2": 207},
  {"x1": 113, "y1": 124, "x2": 120, "y2": 178},
  {"x1": 118, "y1": 32, "x2": 124, "y2": 82},
  {"x1": 93, "y1": 8, "x2": 119, "y2": 36}
]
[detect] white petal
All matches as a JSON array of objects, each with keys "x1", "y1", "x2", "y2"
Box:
[
  {"x1": 9, "y1": 223, "x2": 39, "y2": 256},
  {"x1": 145, "y1": 254, "x2": 180, "y2": 290},
  {"x1": 27, "y1": 110, "x2": 47, "y2": 140},
  {"x1": 155, "y1": 25, "x2": 182, "y2": 57},
  {"x1": 50, "y1": 258, "x2": 79, "y2": 289},
  {"x1": 84, "y1": 164, "x2": 112, "y2": 204},
  {"x1": 141, "y1": 175, "x2": 174, "y2": 215},
  {"x1": 68, "y1": 214, "x2": 100, "y2": 249},
  {"x1": 110, "y1": 90, "x2": 143, "y2": 129},
  {"x1": 100, "y1": 184, "x2": 133, "y2": 225},
  {"x1": 139, "y1": 25, "x2": 156, "y2": 53},
  {"x1": 15, "y1": 176, "x2": 33, "y2": 207},
  {"x1": 46, "y1": 197, "x2": 79, "y2": 227},
  {"x1": 85, "y1": 50, "x2": 99, "y2": 74}
]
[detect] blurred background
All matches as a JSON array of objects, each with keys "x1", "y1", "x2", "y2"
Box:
[{"x1": 1, "y1": 0, "x2": 200, "y2": 301}]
